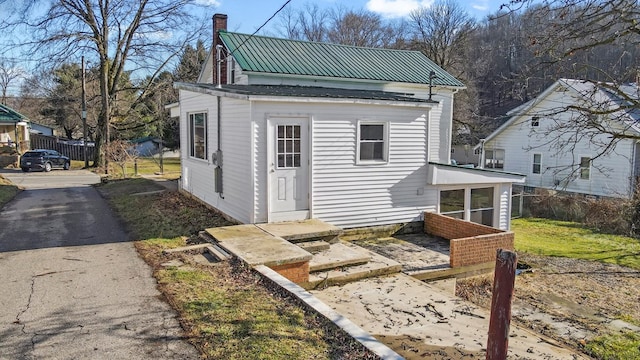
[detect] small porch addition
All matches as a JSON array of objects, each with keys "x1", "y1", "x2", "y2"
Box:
[{"x1": 427, "y1": 162, "x2": 525, "y2": 230}]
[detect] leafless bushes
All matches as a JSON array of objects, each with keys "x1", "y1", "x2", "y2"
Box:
[{"x1": 525, "y1": 187, "x2": 640, "y2": 237}]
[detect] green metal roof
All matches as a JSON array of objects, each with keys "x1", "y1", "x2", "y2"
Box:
[
  {"x1": 0, "y1": 104, "x2": 28, "y2": 124},
  {"x1": 219, "y1": 31, "x2": 465, "y2": 88}
]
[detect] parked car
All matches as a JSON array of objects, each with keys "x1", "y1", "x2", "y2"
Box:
[{"x1": 20, "y1": 149, "x2": 70, "y2": 172}]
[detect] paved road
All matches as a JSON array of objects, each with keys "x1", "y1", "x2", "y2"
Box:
[{"x1": 0, "y1": 169, "x2": 198, "y2": 359}]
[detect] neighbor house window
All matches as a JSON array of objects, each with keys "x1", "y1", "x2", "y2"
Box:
[
  {"x1": 189, "y1": 112, "x2": 207, "y2": 160},
  {"x1": 531, "y1": 116, "x2": 540, "y2": 127},
  {"x1": 470, "y1": 187, "x2": 494, "y2": 226},
  {"x1": 358, "y1": 122, "x2": 387, "y2": 163},
  {"x1": 485, "y1": 149, "x2": 504, "y2": 169},
  {"x1": 532, "y1": 153, "x2": 542, "y2": 174},
  {"x1": 580, "y1": 157, "x2": 591, "y2": 180},
  {"x1": 440, "y1": 189, "x2": 465, "y2": 219}
]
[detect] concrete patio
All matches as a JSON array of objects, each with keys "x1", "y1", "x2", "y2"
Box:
[{"x1": 200, "y1": 218, "x2": 584, "y2": 359}]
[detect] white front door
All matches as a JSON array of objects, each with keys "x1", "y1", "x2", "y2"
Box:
[{"x1": 269, "y1": 118, "x2": 309, "y2": 221}]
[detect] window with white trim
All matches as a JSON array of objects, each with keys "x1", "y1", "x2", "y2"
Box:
[
  {"x1": 470, "y1": 187, "x2": 494, "y2": 226},
  {"x1": 580, "y1": 157, "x2": 591, "y2": 180},
  {"x1": 440, "y1": 189, "x2": 464, "y2": 220},
  {"x1": 531, "y1": 116, "x2": 540, "y2": 127},
  {"x1": 439, "y1": 187, "x2": 495, "y2": 227},
  {"x1": 484, "y1": 149, "x2": 504, "y2": 169},
  {"x1": 532, "y1": 153, "x2": 542, "y2": 174},
  {"x1": 357, "y1": 122, "x2": 387, "y2": 163},
  {"x1": 189, "y1": 112, "x2": 207, "y2": 160}
]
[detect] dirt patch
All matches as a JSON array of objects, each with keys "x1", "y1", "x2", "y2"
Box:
[
  {"x1": 457, "y1": 253, "x2": 640, "y2": 355},
  {"x1": 375, "y1": 335, "x2": 484, "y2": 360},
  {"x1": 358, "y1": 234, "x2": 451, "y2": 273}
]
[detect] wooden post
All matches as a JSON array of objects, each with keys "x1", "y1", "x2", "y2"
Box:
[{"x1": 486, "y1": 249, "x2": 517, "y2": 360}]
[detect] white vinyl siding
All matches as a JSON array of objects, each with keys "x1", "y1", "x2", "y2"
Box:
[
  {"x1": 180, "y1": 87, "x2": 513, "y2": 230},
  {"x1": 485, "y1": 87, "x2": 636, "y2": 198},
  {"x1": 179, "y1": 91, "x2": 253, "y2": 223},
  {"x1": 250, "y1": 100, "x2": 432, "y2": 228}
]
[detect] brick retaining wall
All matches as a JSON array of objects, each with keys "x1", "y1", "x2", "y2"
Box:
[
  {"x1": 424, "y1": 212, "x2": 514, "y2": 268},
  {"x1": 269, "y1": 261, "x2": 310, "y2": 283}
]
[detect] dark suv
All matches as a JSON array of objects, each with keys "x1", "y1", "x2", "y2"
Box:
[{"x1": 20, "y1": 150, "x2": 71, "y2": 172}]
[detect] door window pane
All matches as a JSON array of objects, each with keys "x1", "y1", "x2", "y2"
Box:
[{"x1": 276, "y1": 125, "x2": 302, "y2": 168}]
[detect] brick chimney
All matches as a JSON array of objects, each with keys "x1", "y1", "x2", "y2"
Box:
[{"x1": 213, "y1": 13, "x2": 228, "y2": 85}]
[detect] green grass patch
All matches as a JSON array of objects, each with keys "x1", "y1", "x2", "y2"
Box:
[
  {"x1": 100, "y1": 179, "x2": 370, "y2": 359},
  {"x1": 512, "y1": 218, "x2": 640, "y2": 270},
  {"x1": 0, "y1": 175, "x2": 20, "y2": 208},
  {"x1": 585, "y1": 332, "x2": 640, "y2": 360},
  {"x1": 153, "y1": 262, "x2": 332, "y2": 359},
  {"x1": 108, "y1": 157, "x2": 181, "y2": 180},
  {"x1": 98, "y1": 178, "x2": 231, "y2": 239}
]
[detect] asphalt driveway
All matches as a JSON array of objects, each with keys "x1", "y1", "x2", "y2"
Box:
[{"x1": 0, "y1": 169, "x2": 198, "y2": 359}]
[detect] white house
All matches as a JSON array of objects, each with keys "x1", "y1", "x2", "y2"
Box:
[
  {"x1": 175, "y1": 14, "x2": 524, "y2": 230},
  {"x1": 478, "y1": 78, "x2": 640, "y2": 199},
  {"x1": 0, "y1": 104, "x2": 30, "y2": 152}
]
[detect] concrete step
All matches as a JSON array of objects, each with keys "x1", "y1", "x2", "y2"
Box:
[
  {"x1": 309, "y1": 242, "x2": 371, "y2": 272},
  {"x1": 256, "y1": 219, "x2": 343, "y2": 244},
  {"x1": 301, "y1": 243, "x2": 402, "y2": 290},
  {"x1": 162, "y1": 242, "x2": 231, "y2": 262},
  {"x1": 297, "y1": 240, "x2": 331, "y2": 254}
]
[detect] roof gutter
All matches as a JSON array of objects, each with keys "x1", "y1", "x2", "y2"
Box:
[{"x1": 174, "y1": 83, "x2": 438, "y2": 108}]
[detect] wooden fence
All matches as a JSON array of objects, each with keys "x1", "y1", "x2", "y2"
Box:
[{"x1": 29, "y1": 134, "x2": 95, "y2": 161}]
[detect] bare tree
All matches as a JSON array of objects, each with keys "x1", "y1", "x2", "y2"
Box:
[
  {"x1": 275, "y1": 3, "x2": 330, "y2": 42},
  {"x1": 276, "y1": 3, "x2": 405, "y2": 47},
  {"x1": 327, "y1": 7, "x2": 402, "y2": 48},
  {"x1": 409, "y1": 0, "x2": 476, "y2": 74},
  {"x1": 503, "y1": 1, "x2": 640, "y2": 178},
  {"x1": 0, "y1": 58, "x2": 23, "y2": 105},
  {"x1": 0, "y1": 0, "x2": 208, "y2": 170},
  {"x1": 105, "y1": 139, "x2": 137, "y2": 178},
  {"x1": 407, "y1": 1, "x2": 485, "y2": 142}
]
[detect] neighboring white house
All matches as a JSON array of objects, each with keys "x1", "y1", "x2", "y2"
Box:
[
  {"x1": 29, "y1": 122, "x2": 55, "y2": 136},
  {"x1": 451, "y1": 144, "x2": 480, "y2": 166},
  {"x1": 478, "y1": 78, "x2": 640, "y2": 199},
  {"x1": 175, "y1": 14, "x2": 524, "y2": 230}
]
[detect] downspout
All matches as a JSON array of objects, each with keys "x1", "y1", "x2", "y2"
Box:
[
  {"x1": 478, "y1": 139, "x2": 486, "y2": 169},
  {"x1": 214, "y1": 95, "x2": 223, "y2": 197},
  {"x1": 631, "y1": 140, "x2": 638, "y2": 198},
  {"x1": 216, "y1": 45, "x2": 223, "y2": 89}
]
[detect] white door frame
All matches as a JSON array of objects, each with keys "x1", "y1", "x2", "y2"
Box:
[{"x1": 266, "y1": 116, "x2": 311, "y2": 222}]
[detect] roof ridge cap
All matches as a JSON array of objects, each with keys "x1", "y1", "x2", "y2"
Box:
[{"x1": 221, "y1": 30, "x2": 423, "y2": 54}]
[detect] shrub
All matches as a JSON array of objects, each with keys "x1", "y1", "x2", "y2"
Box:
[{"x1": 525, "y1": 187, "x2": 640, "y2": 238}]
